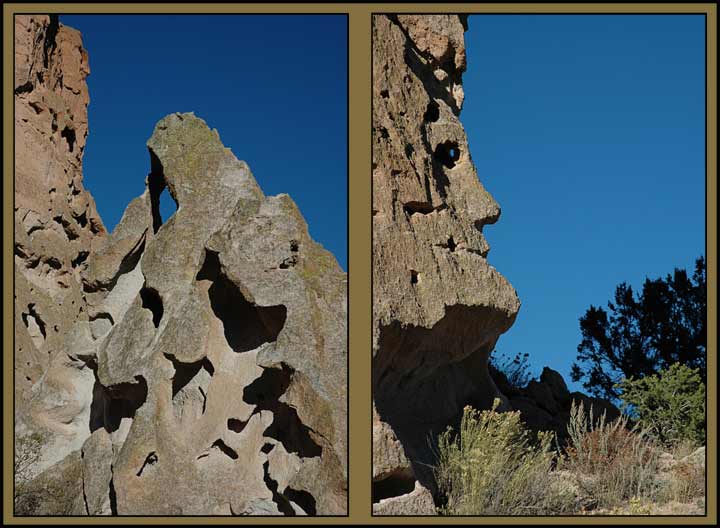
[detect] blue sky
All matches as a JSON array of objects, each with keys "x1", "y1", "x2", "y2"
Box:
[
  {"x1": 463, "y1": 15, "x2": 706, "y2": 391},
  {"x1": 61, "y1": 14, "x2": 347, "y2": 270}
]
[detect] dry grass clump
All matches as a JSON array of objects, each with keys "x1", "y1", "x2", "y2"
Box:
[
  {"x1": 434, "y1": 399, "x2": 575, "y2": 515},
  {"x1": 560, "y1": 400, "x2": 660, "y2": 509},
  {"x1": 656, "y1": 442, "x2": 705, "y2": 506}
]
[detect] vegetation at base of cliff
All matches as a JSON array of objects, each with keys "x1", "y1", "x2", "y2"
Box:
[
  {"x1": 571, "y1": 256, "x2": 706, "y2": 401},
  {"x1": 615, "y1": 363, "x2": 706, "y2": 448},
  {"x1": 434, "y1": 396, "x2": 705, "y2": 516},
  {"x1": 434, "y1": 399, "x2": 575, "y2": 515}
]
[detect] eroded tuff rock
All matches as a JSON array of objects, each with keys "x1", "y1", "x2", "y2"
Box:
[
  {"x1": 15, "y1": 16, "x2": 346, "y2": 516},
  {"x1": 372, "y1": 14, "x2": 520, "y2": 514},
  {"x1": 491, "y1": 366, "x2": 620, "y2": 444},
  {"x1": 14, "y1": 15, "x2": 107, "y2": 487}
]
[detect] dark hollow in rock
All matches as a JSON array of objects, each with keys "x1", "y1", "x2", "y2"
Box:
[
  {"x1": 372, "y1": 469, "x2": 416, "y2": 503},
  {"x1": 262, "y1": 461, "x2": 296, "y2": 516},
  {"x1": 284, "y1": 487, "x2": 317, "y2": 516},
  {"x1": 89, "y1": 375, "x2": 148, "y2": 434},
  {"x1": 403, "y1": 201, "x2": 435, "y2": 216},
  {"x1": 139, "y1": 286, "x2": 163, "y2": 328},
  {"x1": 227, "y1": 418, "x2": 248, "y2": 434},
  {"x1": 211, "y1": 439, "x2": 238, "y2": 460},
  {"x1": 424, "y1": 99, "x2": 440, "y2": 123},
  {"x1": 60, "y1": 126, "x2": 76, "y2": 152},
  {"x1": 243, "y1": 365, "x2": 323, "y2": 458},
  {"x1": 196, "y1": 249, "x2": 287, "y2": 353},
  {"x1": 136, "y1": 451, "x2": 158, "y2": 477},
  {"x1": 164, "y1": 354, "x2": 214, "y2": 398},
  {"x1": 434, "y1": 140, "x2": 460, "y2": 169}
]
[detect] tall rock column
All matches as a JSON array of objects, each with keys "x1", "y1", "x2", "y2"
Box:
[
  {"x1": 14, "y1": 14, "x2": 106, "y2": 481},
  {"x1": 372, "y1": 14, "x2": 520, "y2": 514}
]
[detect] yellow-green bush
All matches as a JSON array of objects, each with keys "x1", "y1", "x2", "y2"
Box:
[{"x1": 434, "y1": 399, "x2": 575, "y2": 515}]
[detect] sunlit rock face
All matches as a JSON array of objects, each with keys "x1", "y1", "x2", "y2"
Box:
[
  {"x1": 372, "y1": 14, "x2": 520, "y2": 514},
  {"x1": 15, "y1": 15, "x2": 346, "y2": 516}
]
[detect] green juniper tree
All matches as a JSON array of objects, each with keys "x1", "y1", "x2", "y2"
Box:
[{"x1": 571, "y1": 256, "x2": 706, "y2": 400}]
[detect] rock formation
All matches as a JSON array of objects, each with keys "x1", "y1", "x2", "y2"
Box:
[
  {"x1": 491, "y1": 366, "x2": 620, "y2": 444},
  {"x1": 14, "y1": 15, "x2": 347, "y2": 516},
  {"x1": 372, "y1": 14, "x2": 520, "y2": 514},
  {"x1": 371, "y1": 15, "x2": 624, "y2": 516}
]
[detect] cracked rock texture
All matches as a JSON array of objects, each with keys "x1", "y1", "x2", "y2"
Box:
[
  {"x1": 372, "y1": 14, "x2": 520, "y2": 514},
  {"x1": 14, "y1": 15, "x2": 346, "y2": 516}
]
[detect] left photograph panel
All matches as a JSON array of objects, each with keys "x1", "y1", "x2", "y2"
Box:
[{"x1": 13, "y1": 14, "x2": 347, "y2": 516}]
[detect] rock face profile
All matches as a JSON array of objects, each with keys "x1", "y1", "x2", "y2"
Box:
[
  {"x1": 14, "y1": 15, "x2": 347, "y2": 516},
  {"x1": 372, "y1": 14, "x2": 520, "y2": 514}
]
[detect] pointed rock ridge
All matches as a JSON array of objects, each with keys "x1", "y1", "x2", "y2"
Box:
[
  {"x1": 372, "y1": 14, "x2": 520, "y2": 513},
  {"x1": 15, "y1": 18, "x2": 346, "y2": 514},
  {"x1": 88, "y1": 112, "x2": 347, "y2": 515}
]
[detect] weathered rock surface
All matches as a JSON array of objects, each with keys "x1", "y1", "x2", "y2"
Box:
[
  {"x1": 14, "y1": 15, "x2": 106, "y2": 483},
  {"x1": 372, "y1": 14, "x2": 520, "y2": 514},
  {"x1": 15, "y1": 16, "x2": 346, "y2": 516},
  {"x1": 491, "y1": 366, "x2": 620, "y2": 443}
]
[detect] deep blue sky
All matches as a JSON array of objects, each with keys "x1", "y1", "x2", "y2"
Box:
[
  {"x1": 61, "y1": 14, "x2": 347, "y2": 270},
  {"x1": 463, "y1": 15, "x2": 706, "y2": 391}
]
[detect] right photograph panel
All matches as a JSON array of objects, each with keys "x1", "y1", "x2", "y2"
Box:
[{"x1": 372, "y1": 14, "x2": 707, "y2": 517}]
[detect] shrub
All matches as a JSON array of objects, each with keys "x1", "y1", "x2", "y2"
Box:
[
  {"x1": 434, "y1": 399, "x2": 575, "y2": 515},
  {"x1": 490, "y1": 351, "x2": 534, "y2": 389},
  {"x1": 615, "y1": 363, "x2": 706, "y2": 448},
  {"x1": 562, "y1": 400, "x2": 660, "y2": 508}
]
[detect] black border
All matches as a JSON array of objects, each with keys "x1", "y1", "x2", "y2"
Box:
[
  {"x1": 12, "y1": 11, "x2": 350, "y2": 519},
  {"x1": 369, "y1": 11, "x2": 711, "y2": 518}
]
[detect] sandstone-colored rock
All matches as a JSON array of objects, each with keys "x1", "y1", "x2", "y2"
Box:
[
  {"x1": 14, "y1": 15, "x2": 106, "y2": 482},
  {"x1": 15, "y1": 17, "x2": 346, "y2": 516},
  {"x1": 373, "y1": 481, "x2": 436, "y2": 516},
  {"x1": 372, "y1": 14, "x2": 520, "y2": 512}
]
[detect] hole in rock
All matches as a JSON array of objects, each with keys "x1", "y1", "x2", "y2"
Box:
[
  {"x1": 380, "y1": 89, "x2": 389, "y2": 98},
  {"x1": 447, "y1": 236, "x2": 457, "y2": 252},
  {"x1": 166, "y1": 355, "x2": 214, "y2": 398},
  {"x1": 243, "y1": 365, "x2": 323, "y2": 458},
  {"x1": 434, "y1": 141, "x2": 460, "y2": 169},
  {"x1": 22, "y1": 304, "x2": 46, "y2": 345},
  {"x1": 147, "y1": 149, "x2": 178, "y2": 233},
  {"x1": 196, "y1": 249, "x2": 287, "y2": 353},
  {"x1": 403, "y1": 201, "x2": 434, "y2": 216},
  {"x1": 71, "y1": 250, "x2": 89, "y2": 268},
  {"x1": 372, "y1": 470, "x2": 416, "y2": 503},
  {"x1": 212, "y1": 439, "x2": 239, "y2": 460},
  {"x1": 227, "y1": 418, "x2": 248, "y2": 434},
  {"x1": 424, "y1": 100, "x2": 440, "y2": 122},
  {"x1": 284, "y1": 488, "x2": 317, "y2": 516},
  {"x1": 263, "y1": 461, "x2": 295, "y2": 516},
  {"x1": 405, "y1": 144, "x2": 414, "y2": 158},
  {"x1": 139, "y1": 286, "x2": 163, "y2": 327},
  {"x1": 136, "y1": 452, "x2": 158, "y2": 477},
  {"x1": 379, "y1": 127, "x2": 389, "y2": 139},
  {"x1": 61, "y1": 126, "x2": 76, "y2": 152},
  {"x1": 75, "y1": 211, "x2": 88, "y2": 228},
  {"x1": 410, "y1": 270, "x2": 419, "y2": 285},
  {"x1": 90, "y1": 376, "x2": 148, "y2": 434}
]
